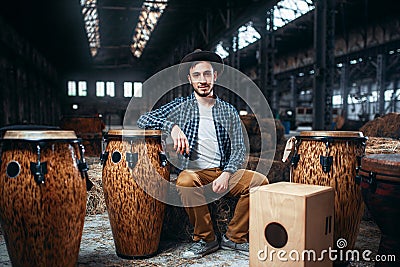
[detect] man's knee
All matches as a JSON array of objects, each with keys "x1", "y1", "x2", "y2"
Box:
[
  {"x1": 237, "y1": 169, "x2": 269, "y2": 188},
  {"x1": 176, "y1": 170, "x2": 198, "y2": 187},
  {"x1": 250, "y1": 170, "x2": 269, "y2": 187}
]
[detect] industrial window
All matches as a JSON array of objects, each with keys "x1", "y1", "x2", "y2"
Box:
[
  {"x1": 385, "y1": 89, "x2": 400, "y2": 101},
  {"x1": 134, "y1": 82, "x2": 142, "y2": 97},
  {"x1": 78, "y1": 81, "x2": 87, "y2": 96},
  {"x1": 124, "y1": 82, "x2": 133, "y2": 97},
  {"x1": 106, "y1": 81, "x2": 115, "y2": 97},
  {"x1": 333, "y1": 95, "x2": 342, "y2": 105},
  {"x1": 96, "y1": 81, "x2": 105, "y2": 97},
  {"x1": 67, "y1": 81, "x2": 77, "y2": 96},
  {"x1": 370, "y1": 91, "x2": 378, "y2": 102}
]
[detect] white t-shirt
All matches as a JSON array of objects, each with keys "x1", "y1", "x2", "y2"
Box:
[{"x1": 187, "y1": 103, "x2": 221, "y2": 170}]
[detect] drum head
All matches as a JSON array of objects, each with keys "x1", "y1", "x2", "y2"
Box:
[
  {"x1": 3, "y1": 130, "x2": 77, "y2": 141},
  {"x1": 361, "y1": 154, "x2": 400, "y2": 181},
  {"x1": 300, "y1": 131, "x2": 364, "y2": 138},
  {"x1": 107, "y1": 129, "x2": 161, "y2": 137}
]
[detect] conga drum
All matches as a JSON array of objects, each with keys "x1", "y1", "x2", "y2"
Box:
[
  {"x1": 0, "y1": 130, "x2": 88, "y2": 267},
  {"x1": 290, "y1": 131, "x2": 367, "y2": 251},
  {"x1": 359, "y1": 154, "x2": 400, "y2": 266},
  {"x1": 101, "y1": 129, "x2": 169, "y2": 258}
]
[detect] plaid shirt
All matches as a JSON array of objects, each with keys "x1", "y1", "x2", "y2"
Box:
[{"x1": 137, "y1": 93, "x2": 245, "y2": 173}]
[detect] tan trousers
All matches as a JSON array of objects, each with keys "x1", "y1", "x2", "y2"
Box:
[{"x1": 176, "y1": 168, "x2": 268, "y2": 243}]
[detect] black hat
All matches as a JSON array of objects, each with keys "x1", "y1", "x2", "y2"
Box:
[{"x1": 178, "y1": 49, "x2": 224, "y2": 81}]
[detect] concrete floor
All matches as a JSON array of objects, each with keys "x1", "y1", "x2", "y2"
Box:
[{"x1": 0, "y1": 212, "x2": 382, "y2": 266}]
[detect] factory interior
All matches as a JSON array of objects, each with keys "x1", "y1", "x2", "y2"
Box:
[{"x1": 0, "y1": 0, "x2": 399, "y2": 266}]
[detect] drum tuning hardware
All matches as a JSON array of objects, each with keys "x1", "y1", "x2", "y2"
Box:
[
  {"x1": 320, "y1": 140, "x2": 333, "y2": 173},
  {"x1": 77, "y1": 144, "x2": 90, "y2": 173},
  {"x1": 78, "y1": 144, "x2": 93, "y2": 191},
  {"x1": 320, "y1": 155, "x2": 333, "y2": 173},
  {"x1": 78, "y1": 160, "x2": 89, "y2": 173},
  {"x1": 126, "y1": 152, "x2": 138, "y2": 169},
  {"x1": 30, "y1": 145, "x2": 47, "y2": 184},
  {"x1": 159, "y1": 152, "x2": 168, "y2": 167},
  {"x1": 355, "y1": 174, "x2": 361, "y2": 185},
  {"x1": 100, "y1": 136, "x2": 109, "y2": 165},
  {"x1": 355, "y1": 156, "x2": 363, "y2": 185},
  {"x1": 365, "y1": 171, "x2": 377, "y2": 193},
  {"x1": 100, "y1": 151, "x2": 109, "y2": 165},
  {"x1": 291, "y1": 154, "x2": 300, "y2": 168}
]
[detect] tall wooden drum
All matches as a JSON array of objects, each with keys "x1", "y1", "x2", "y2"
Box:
[
  {"x1": 101, "y1": 129, "x2": 170, "y2": 258},
  {"x1": 290, "y1": 131, "x2": 367, "y2": 251},
  {"x1": 359, "y1": 154, "x2": 400, "y2": 266},
  {"x1": 0, "y1": 130, "x2": 88, "y2": 267}
]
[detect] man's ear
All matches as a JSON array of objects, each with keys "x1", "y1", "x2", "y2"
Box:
[
  {"x1": 213, "y1": 71, "x2": 218, "y2": 81},
  {"x1": 187, "y1": 74, "x2": 192, "y2": 84}
]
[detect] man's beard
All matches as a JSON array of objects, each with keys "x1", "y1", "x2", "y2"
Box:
[{"x1": 194, "y1": 87, "x2": 212, "y2": 97}]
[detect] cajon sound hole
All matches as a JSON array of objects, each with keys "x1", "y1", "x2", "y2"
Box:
[{"x1": 265, "y1": 222, "x2": 288, "y2": 248}]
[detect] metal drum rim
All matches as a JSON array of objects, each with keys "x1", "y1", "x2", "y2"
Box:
[
  {"x1": 106, "y1": 129, "x2": 162, "y2": 139},
  {"x1": 299, "y1": 131, "x2": 364, "y2": 138},
  {"x1": 2, "y1": 130, "x2": 77, "y2": 141},
  {"x1": 296, "y1": 131, "x2": 367, "y2": 142}
]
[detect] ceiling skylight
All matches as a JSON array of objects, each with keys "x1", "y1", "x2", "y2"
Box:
[
  {"x1": 237, "y1": 22, "x2": 261, "y2": 50},
  {"x1": 273, "y1": 0, "x2": 314, "y2": 30},
  {"x1": 131, "y1": 0, "x2": 168, "y2": 58},
  {"x1": 80, "y1": 0, "x2": 101, "y2": 57},
  {"x1": 215, "y1": 22, "x2": 261, "y2": 59},
  {"x1": 215, "y1": 0, "x2": 314, "y2": 57},
  {"x1": 215, "y1": 41, "x2": 230, "y2": 59}
]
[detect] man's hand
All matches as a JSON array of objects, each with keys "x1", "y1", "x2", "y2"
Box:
[
  {"x1": 212, "y1": 171, "x2": 231, "y2": 194},
  {"x1": 171, "y1": 125, "x2": 190, "y2": 155}
]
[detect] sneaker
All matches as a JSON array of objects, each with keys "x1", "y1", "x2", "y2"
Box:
[
  {"x1": 220, "y1": 234, "x2": 249, "y2": 254},
  {"x1": 181, "y1": 238, "x2": 219, "y2": 259}
]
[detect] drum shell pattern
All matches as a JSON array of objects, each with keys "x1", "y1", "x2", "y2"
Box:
[
  {"x1": 0, "y1": 141, "x2": 87, "y2": 267},
  {"x1": 360, "y1": 154, "x2": 400, "y2": 265},
  {"x1": 291, "y1": 134, "x2": 366, "y2": 250},
  {"x1": 102, "y1": 135, "x2": 170, "y2": 258}
]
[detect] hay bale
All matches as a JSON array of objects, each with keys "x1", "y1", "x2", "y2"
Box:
[
  {"x1": 246, "y1": 155, "x2": 290, "y2": 183},
  {"x1": 85, "y1": 157, "x2": 107, "y2": 215},
  {"x1": 268, "y1": 160, "x2": 291, "y2": 183},
  {"x1": 60, "y1": 116, "x2": 105, "y2": 157},
  {"x1": 264, "y1": 119, "x2": 285, "y2": 144},
  {"x1": 240, "y1": 114, "x2": 260, "y2": 135},
  {"x1": 161, "y1": 197, "x2": 238, "y2": 242},
  {"x1": 360, "y1": 112, "x2": 400, "y2": 139},
  {"x1": 241, "y1": 114, "x2": 286, "y2": 154},
  {"x1": 365, "y1": 137, "x2": 400, "y2": 155},
  {"x1": 247, "y1": 132, "x2": 274, "y2": 153},
  {"x1": 60, "y1": 116, "x2": 105, "y2": 134},
  {"x1": 161, "y1": 205, "x2": 192, "y2": 241}
]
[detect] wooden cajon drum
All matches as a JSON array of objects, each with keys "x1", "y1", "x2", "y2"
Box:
[{"x1": 250, "y1": 182, "x2": 334, "y2": 267}]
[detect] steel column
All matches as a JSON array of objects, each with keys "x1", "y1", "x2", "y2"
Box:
[
  {"x1": 258, "y1": 8, "x2": 277, "y2": 113},
  {"x1": 376, "y1": 54, "x2": 386, "y2": 115},
  {"x1": 340, "y1": 63, "x2": 349, "y2": 119},
  {"x1": 313, "y1": 0, "x2": 335, "y2": 130}
]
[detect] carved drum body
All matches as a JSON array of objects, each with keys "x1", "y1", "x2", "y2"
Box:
[
  {"x1": 101, "y1": 129, "x2": 169, "y2": 258},
  {"x1": 291, "y1": 131, "x2": 366, "y2": 250},
  {"x1": 0, "y1": 130, "x2": 88, "y2": 267}
]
